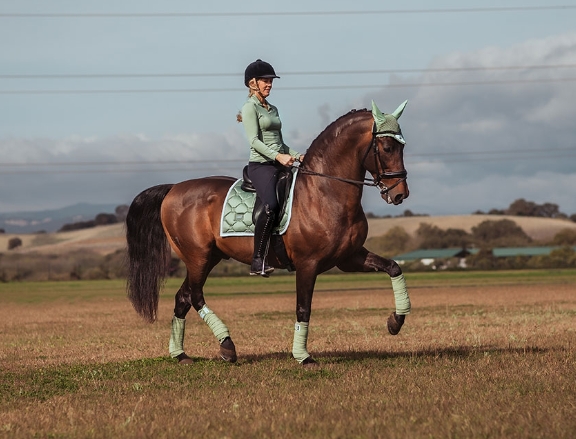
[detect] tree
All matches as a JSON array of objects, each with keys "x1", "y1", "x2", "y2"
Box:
[
  {"x1": 59, "y1": 220, "x2": 96, "y2": 232},
  {"x1": 535, "y1": 202, "x2": 561, "y2": 218},
  {"x1": 94, "y1": 213, "x2": 118, "y2": 226},
  {"x1": 466, "y1": 248, "x2": 497, "y2": 270},
  {"x1": 416, "y1": 223, "x2": 472, "y2": 249},
  {"x1": 8, "y1": 237, "x2": 22, "y2": 250},
  {"x1": 471, "y1": 219, "x2": 532, "y2": 247},
  {"x1": 365, "y1": 226, "x2": 411, "y2": 257},
  {"x1": 546, "y1": 246, "x2": 576, "y2": 268},
  {"x1": 550, "y1": 228, "x2": 576, "y2": 246},
  {"x1": 506, "y1": 198, "x2": 562, "y2": 218},
  {"x1": 506, "y1": 198, "x2": 537, "y2": 216}
]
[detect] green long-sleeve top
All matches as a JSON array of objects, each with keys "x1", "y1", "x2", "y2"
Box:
[{"x1": 241, "y1": 95, "x2": 301, "y2": 163}]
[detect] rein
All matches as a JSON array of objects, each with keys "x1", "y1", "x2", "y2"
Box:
[{"x1": 296, "y1": 129, "x2": 407, "y2": 195}]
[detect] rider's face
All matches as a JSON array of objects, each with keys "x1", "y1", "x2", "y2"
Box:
[{"x1": 257, "y1": 78, "x2": 273, "y2": 98}]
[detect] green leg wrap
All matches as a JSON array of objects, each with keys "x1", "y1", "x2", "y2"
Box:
[
  {"x1": 198, "y1": 305, "x2": 230, "y2": 343},
  {"x1": 292, "y1": 322, "x2": 310, "y2": 363},
  {"x1": 169, "y1": 316, "x2": 186, "y2": 358},
  {"x1": 391, "y1": 274, "x2": 411, "y2": 315}
]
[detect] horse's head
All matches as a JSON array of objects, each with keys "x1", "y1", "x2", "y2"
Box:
[{"x1": 366, "y1": 100, "x2": 410, "y2": 205}]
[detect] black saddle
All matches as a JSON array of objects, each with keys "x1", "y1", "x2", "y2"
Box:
[{"x1": 241, "y1": 165, "x2": 294, "y2": 226}]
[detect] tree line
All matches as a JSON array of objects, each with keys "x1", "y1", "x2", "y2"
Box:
[
  {"x1": 1, "y1": 199, "x2": 576, "y2": 281},
  {"x1": 367, "y1": 198, "x2": 576, "y2": 223},
  {"x1": 365, "y1": 218, "x2": 576, "y2": 271}
]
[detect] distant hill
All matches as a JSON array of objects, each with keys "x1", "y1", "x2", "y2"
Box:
[
  {"x1": 366, "y1": 214, "x2": 576, "y2": 242},
  {"x1": 1, "y1": 215, "x2": 575, "y2": 256},
  {"x1": 0, "y1": 203, "x2": 120, "y2": 233}
]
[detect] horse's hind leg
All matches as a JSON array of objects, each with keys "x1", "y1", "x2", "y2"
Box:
[
  {"x1": 169, "y1": 277, "x2": 195, "y2": 364},
  {"x1": 169, "y1": 256, "x2": 237, "y2": 364},
  {"x1": 337, "y1": 247, "x2": 411, "y2": 335}
]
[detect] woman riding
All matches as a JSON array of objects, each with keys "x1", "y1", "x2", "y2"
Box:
[{"x1": 239, "y1": 59, "x2": 304, "y2": 277}]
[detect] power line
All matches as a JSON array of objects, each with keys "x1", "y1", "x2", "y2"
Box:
[
  {"x1": 2, "y1": 76, "x2": 575, "y2": 95},
  {"x1": 1, "y1": 152, "x2": 574, "y2": 174},
  {"x1": 1, "y1": 6, "x2": 575, "y2": 18},
  {"x1": 0, "y1": 159, "x2": 247, "y2": 167},
  {"x1": 0, "y1": 148, "x2": 574, "y2": 173},
  {"x1": 2, "y1": 64, "x2": 575, "y2": 80}
]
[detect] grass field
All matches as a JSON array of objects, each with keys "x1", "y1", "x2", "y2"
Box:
[{"x1": 1, "y1": 270, "x2": 575, "y2": 438}]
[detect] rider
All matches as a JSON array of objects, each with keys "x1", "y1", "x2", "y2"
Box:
[{"x1": 238, "y1": 59, "x2": 304, "y2": 277}]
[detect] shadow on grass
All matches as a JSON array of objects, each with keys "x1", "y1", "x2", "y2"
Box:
[{"x1": 235, "y1": 344, "x2": 552, "y2": 366}]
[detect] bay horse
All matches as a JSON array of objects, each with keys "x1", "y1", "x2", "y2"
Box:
[{"x1": 126, "y1": 100, "x2": 412, "y2": 367}]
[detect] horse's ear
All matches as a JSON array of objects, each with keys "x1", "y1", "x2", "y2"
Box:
[
  {"x1": 391, "y1": 100, "x2": 408, "y2": 120},
  {"x1": 371, "y1": 100, "x2": 387, "y2": 124}
]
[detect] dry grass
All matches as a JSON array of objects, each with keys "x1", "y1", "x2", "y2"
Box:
[{"x1": 1, "y1": 273, "x2": 575, "y2": 438}]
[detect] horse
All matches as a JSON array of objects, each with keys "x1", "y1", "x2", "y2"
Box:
[{"x1": 125, "y1": 100, "x2": 412, "y2": 367}]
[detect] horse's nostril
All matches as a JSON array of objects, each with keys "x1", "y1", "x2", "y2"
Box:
[{"x1": 394, "y1": 194, "x2": 404, "y2": 204}]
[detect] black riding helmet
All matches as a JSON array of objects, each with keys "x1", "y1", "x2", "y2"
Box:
[{"x1": 244, "y1": 59, "x2": 280, "y2": 87}]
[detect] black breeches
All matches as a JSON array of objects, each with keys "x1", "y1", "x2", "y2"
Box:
[{"x1": 247, "y1": 161, "x2": 283, "y2": 213}]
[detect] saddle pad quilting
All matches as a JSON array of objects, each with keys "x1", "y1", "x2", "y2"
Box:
[{"x1": 220, "y1": 169, "x2": 298, "y2": 237}]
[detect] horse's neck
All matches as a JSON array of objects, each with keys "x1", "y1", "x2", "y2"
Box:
[
  {"x1": 305, "y1": 115, "x2": 371, "y2": 182},
  {"x1": 297, "y1": 115, "x2": 371, "y2": 218}
]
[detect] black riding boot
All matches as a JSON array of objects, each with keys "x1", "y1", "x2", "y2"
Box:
[{"x1": 250, "y1": 205, "x2": 276, "y2": 277}]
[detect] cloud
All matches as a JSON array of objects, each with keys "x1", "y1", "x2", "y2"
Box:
[
  {"x1": 362, "y1": 32, "x2": 576, "y2": 216},
  {"x1": 0, "y1": 129, "x2": 248, "y2": 212},
  {"x1": 1, "y1": 33, "x2": 575, "y2": 218}
]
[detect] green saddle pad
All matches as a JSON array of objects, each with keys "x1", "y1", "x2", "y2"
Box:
[{"x1": 220, "y1": 169, "x2": 298, "y2": 237}]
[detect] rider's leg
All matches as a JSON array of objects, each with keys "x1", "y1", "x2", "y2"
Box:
[
  {"x1": 247, "y1": 162, "x2": 280, "y2": 277},
  {"x1": 251, "y1": 204, "x2": 276, "y2": 276}
]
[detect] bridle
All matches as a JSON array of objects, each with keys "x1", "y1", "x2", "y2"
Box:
[
  {"x1": 296, "y1": 126, "x2": 408, "y2": 195},
  {"x1": 363, "y1": 128, "x2": 408, "y2": 195}
]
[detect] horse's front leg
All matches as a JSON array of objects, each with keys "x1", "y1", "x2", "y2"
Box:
[
  {"x1": 337, "y1": 247, "x2": 411, "y2": 335},
  {"x1": 293, "y1": 266, "x2": 320, "y2": 367}
]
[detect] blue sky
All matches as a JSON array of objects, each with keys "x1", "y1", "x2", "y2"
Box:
[{"x1": 1, "y1": 1, "x2": 575, "y2": 218}]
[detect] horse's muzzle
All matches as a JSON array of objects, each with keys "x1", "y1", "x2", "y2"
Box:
[{"x1": 380, "y1": 184, "x2": 409, "y2": 205}]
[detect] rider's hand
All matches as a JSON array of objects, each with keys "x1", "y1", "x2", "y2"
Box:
[{"x1": 275, "y1": 153, "x2": 295, "y2": 167}]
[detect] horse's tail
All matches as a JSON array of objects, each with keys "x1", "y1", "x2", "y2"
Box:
[{"x1": 125, "y1": 184, "x2": 174, "y2": 323}]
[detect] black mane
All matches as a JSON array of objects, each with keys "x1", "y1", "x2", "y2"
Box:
[{"x1": 307, "y1": 108, "x2": 370, "y2": 153}]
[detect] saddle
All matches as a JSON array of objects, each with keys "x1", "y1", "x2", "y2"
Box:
[
  {"x1": 240, "y1": 165, "x2": 294, "y2": 226},
  {"x1": 240, "y1": 165, "x2": 295, "y2": 272}
]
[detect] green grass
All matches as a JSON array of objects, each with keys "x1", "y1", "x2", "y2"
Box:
[{"x1": 1, "y1": 269, "x2": 574, "y2": 304}]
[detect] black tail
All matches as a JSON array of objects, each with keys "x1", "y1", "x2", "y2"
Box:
[{"x1": 125, "y1": 184, "x2": 174, "y2": 322}]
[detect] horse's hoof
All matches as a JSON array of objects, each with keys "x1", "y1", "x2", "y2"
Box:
[
  {"x1": 387, "y1": 312, "x2": 405, "y2": 335},
  {"x1": 220, "y1": 337, "x2": 237, "y2": 363},
  {"x1": 301, "y1": 357, "x2": 319, "y2": 368},
  {"x1": 176, "y1": 353, "x2": 194, "y2": 365}
]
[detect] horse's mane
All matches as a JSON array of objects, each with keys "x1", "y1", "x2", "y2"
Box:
[{"x1": 306, "y1": 108, "x2": 370, "y2": 155}]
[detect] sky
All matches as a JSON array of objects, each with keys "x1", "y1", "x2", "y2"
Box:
[{"x1": 1, "y1": 0, "x2": 575, "y2": 217}]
